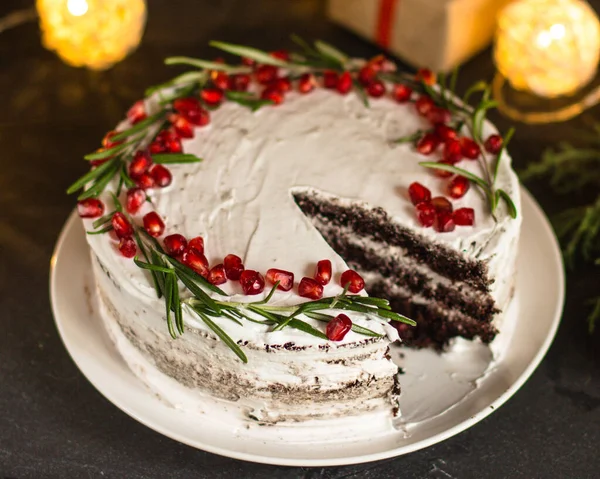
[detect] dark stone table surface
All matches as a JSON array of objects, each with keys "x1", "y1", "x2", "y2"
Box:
[{"x1": 1, "y1": 0, "x2": 599, "y2": 477}]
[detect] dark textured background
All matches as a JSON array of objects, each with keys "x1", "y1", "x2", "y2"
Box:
[{"x1": 1, "y1": 0, "x2": 599, "y2": 477}]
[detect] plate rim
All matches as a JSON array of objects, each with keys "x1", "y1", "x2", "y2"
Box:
[{"x1": 49, "y1": 187, "x2": 565, "y2": 466}]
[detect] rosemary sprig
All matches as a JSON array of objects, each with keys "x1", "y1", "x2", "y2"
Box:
[{"x1": 419, "y1": 160, "x2": 518, "y2": 219}]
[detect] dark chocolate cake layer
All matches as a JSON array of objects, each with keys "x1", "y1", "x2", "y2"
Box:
[{"x1": 293, "y1": 191, "x2": 499, "y2": 349}]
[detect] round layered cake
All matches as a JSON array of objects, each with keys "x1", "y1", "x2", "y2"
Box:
[{"x1": 72, "y1": 41, "x2": 521, "y2": 425}]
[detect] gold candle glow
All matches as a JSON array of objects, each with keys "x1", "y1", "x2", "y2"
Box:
[
  {"x1": 37, "y1": 0, "x2": 147, "y2": 70},
  {"x1": 494, "y1": 0, "x2": 600, "y2": 98}
]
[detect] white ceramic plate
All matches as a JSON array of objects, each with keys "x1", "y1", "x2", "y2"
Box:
[{"x1": 50, "y1": 188, "x2": 564, "y2": 466}]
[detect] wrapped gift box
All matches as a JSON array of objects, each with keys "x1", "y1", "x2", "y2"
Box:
[{"x1": 328, "y1": 0, "x2": 510, "y2": 72}]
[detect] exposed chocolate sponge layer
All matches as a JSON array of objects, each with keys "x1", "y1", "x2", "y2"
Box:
[
  {"x1": 293, "y1": 190, "x2": 499, "y2": 349},
  {"x1": 293, "y1": 191, "x2": 491, "y2": 293}
]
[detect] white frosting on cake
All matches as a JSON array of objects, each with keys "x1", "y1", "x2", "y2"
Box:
[{"x1": 82, "y1": 82, "x2": 521, "y2": 423}]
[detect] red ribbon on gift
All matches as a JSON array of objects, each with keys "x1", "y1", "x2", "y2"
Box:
[{"x1": 376, "y1": 0, "x2": 399, "y2": 48}]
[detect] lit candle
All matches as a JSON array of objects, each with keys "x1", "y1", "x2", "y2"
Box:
[
  {"x1": 494, "y1": 0, "x2": 600, "y2": 97},
  {"x1": 36, "y1": 0, "x2": 147, "y2": 70}
]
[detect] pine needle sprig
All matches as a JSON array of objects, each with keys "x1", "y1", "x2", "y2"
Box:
[{"x1": 520, "y1": 127, "x2": 600, "y2": 332}]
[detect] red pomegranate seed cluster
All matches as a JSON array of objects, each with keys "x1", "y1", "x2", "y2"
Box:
[
  {"x1": 402, "y1": 70, "x2": 507, "y2": 232},
  {"x1": 408, "y1": 181, "x2": 475, "y2": 230}
]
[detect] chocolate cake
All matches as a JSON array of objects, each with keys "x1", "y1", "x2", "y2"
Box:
[{"x1": 71, "y1": 40, "x2": 521, "y2": 425}]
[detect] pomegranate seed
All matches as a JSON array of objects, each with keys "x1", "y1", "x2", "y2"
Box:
[
  {"x1": 270, "y1": 49, "x2": 290, "y2": 61},
  {"x1": 256, "y1": 65, "x2": 278, "y2": 85},
  {"x1": 460, "y1": 137, "x2": 481, "y2": 159},
  {"x1": 166, "y1": 137, "x2": 182, "y2": 153},
  {"x1": 358, "y1": 65, "x2": 376, "y2": 86},
  {"x1": 149, "y1": 140, "x2": 166, "y2": 154},
  {"x1": 182, "y1": 248, "x2": 209, "y2": 277},
  {"x1": 127, "y1": 100, "x2": 147, "y2": 124},
  {"x1": 240, "y1": 270, "x2": 265, "y2": 295},
  {"x1": 336, "y1": 72, "x2": 353, "y2": 94},
  {"x1": 273, "y1": 77, "x2": 292, "y2": 92},
  {"x1": 173, "y1": 97, "x2": 210, "y2": 126},
  {"x1": 427, "y1": 106, "x2": 451, "y2": 125},
  {"x1": 367, "y1": 54, "x2": 386, "y2": 71},
  {"x1": 392, "y1": 84, "x2": 412, "y2": 103},
  {"x1": 188, "y1": 236, "x2": 204, "y2": 254},
  {"x1": 314, "y1": 259, "x2": 332, "y2": 285},
  {"x1": 408, "y1": 182, "x2": 432, "y2": 205},
  {"x1": 298, "y1": 277, "x2": 324, "y2": 300},
  {"x1": 211, "y1": 71, "x2": 229, "y2": 90},
  {"x1": 173, "y1": 97, "x2": 201, "y2": 114},
  {"x1": 326, "y1": 313, "x2": 353, "y2": 341},
  {"x1": 298, "y1": 73, "x2": 317, "y2": 93},
  {"x1": 136, "y1": 173, "x2": 156, "y2": 189},
  {"x1": 265, "y1": 268, "x2": 294, "y2": 291},
  {"x1": 431, "y1": 196, "x2": 453, "y2": 213},
  {"x1": 448, "y1": 176, "x2": 470, "y2": 199},
  {"x1": 434, "y1": 211, "x2": 456, "y2": 233},
  {"x1": 367, "y1": 80, "x2": 386, "y2": 98},
  {"x1": 416, "y1": 133, "x2": 439, "y2": 155},
  {"x1": 224, "y1": 254, "x2": 244, "y2": 280},
  {"x1": 155, "y1": 129, "x2": 178, "y2": 146},
  {"x1": 208, "y1": 264, "x2": 227, "y2": 285},
  {"x1": 340, "y1": 269, "x2": 365, "y2": 293},
  {"x1": 443, "y1": 139, "x2": 463, "y2": 164},
  {"x1": 143, "y1": 211, "x2": 165, "y2": 237},
  {"x1": 241, "y1": 56, "x2": 255, "y2": 67},
  {"x1": 118, "y1": 237, "x2": 137, "y2": 258},
  {"x1": 213, "y1": 57, "x2": 225, "y2": 64},
  {"x1": 125, "y1": 187, "x2": 146, "y2": 214},
  {"x1": 228, "y1": 74, "x2": 250, "y2": 92},
  {"x1": 129, "y1": 150, "x2": 152, "y2": 179},
  {"x1": 415, "y1": 96, "x2": 435, "y2": 116},
  {"x1": 111, "y1": 212, "x2": 133, "y2": 238},
  {"x1": 416, "y1": 68, "x2": 436, "y2": 85},
  {"x1": 323, "y1": 70, "x2": 339, "y2": 89},
  {"x1": 433, "y1": 160, "x2": 454, "y2": 178},
  {"x1": 169, "y1": 114, "x2": 195, "y2": 139},
  {"x1": 150, "y1": 164, "x2": 172, "y2": 188},
  {"x1": 201, "y1": 88, "x2": 224, "y2": 107},
  {"x1": 416, "y1": 202, "x2": 436, "y2": 227},
  {"x1": 179, "y1": 108, "x2": 207, "y2": 127},
  {"x1": 102, "y1": 130, "x2": 122, "y2": 148},
  {"x1": 454, "y1": 207, "x2": 475, "y2": 226},
  {"x1": 484, "y1": 134, "x2": 503, "y2": 154},
  {"x1": 261, "y1": 86, "x2": 284, "y2": 105},
  {"x1": 77, "y1": 198, "x2": 104, "y2": 218},
  {"x1": 434, "y1": 124, "x2": 458, "y2": 142},
  {"x1": 163, "y1": 234, "x2": 188, "y2": 256},
  {"x1": 187, "y1": 108, "x2": 210, "y2": 127}
]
